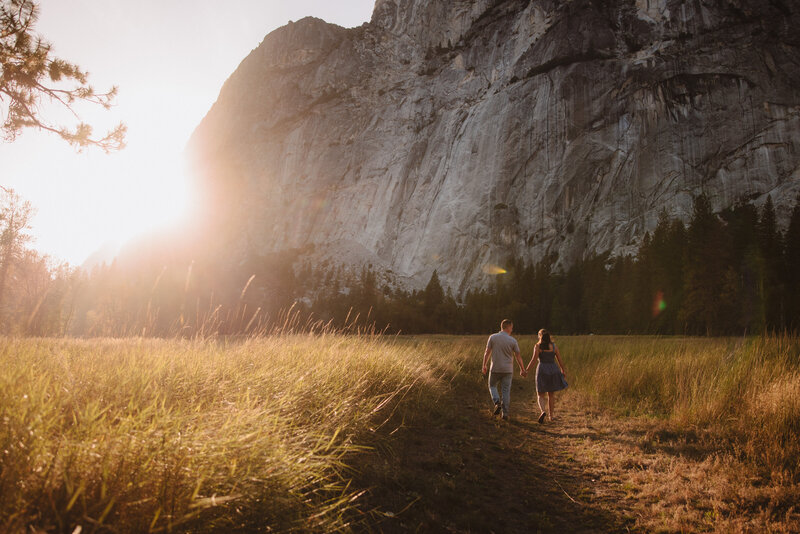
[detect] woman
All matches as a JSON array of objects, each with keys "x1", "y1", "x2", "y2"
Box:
[{"x1": 526, "y1": 329, "x2": 567, "y2": 423}]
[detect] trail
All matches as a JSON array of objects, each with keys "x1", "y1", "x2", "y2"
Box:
[
  {"x1": 352, "y1": 358, "x2": 800, "y2": 533},
  {"x1": 354, "y1": 369, "x2": 636, "y2": 533}
]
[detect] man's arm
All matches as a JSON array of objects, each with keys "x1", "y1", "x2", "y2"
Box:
[
  {"x1": 482, "y1": 346, "x2": 492, "y2": 375},
  {"x1": 515, "y1": 350, "x2": 527, "y2": 376}
]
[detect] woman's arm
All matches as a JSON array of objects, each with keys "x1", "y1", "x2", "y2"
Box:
[
  {"x1": 526, "y1": 344, "x2": 540, "y2": 373},
  {"x1": 554, "y1": 345, "x2": 566, "y2": 377}
]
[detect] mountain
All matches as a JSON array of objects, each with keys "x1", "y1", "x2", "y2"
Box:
[
  {"x1": 81, "y1": 241, "x2": 121, "y2": 271},
  {"x1": 187, "y1": 0, "x2": 800, "y2": 295}
]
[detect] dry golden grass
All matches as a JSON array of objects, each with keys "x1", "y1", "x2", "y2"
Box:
[
  {"x1": 0, "y1": 335, "x2": 462, "y2": 533},
  {"x1": 560, "y1": 334, "x2": 800, "y2": 481},
  {"x1": 544, "y1": 403, "x2": 799, "y2": 533},
  {"x1": 2, "y1": 333, "x2": 797, "y2": 533},
  {"x1": 536, "y1": 334, "x2": 800, "y2": 533}
]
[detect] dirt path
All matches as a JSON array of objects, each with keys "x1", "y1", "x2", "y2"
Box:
[
  {"x1": 354, "y1": 371, "x2": 636, "y2": 533},
  {"x1": 352, "y1": 362, "x2": 800, "y2": 533}
]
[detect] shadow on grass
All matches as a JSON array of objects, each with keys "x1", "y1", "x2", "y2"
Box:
[{"x1": 346, "y1": 375, "x2": 635, "y2": 533}]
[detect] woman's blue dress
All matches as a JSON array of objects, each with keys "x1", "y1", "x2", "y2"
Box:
[{"x1": 536, "y1": 343, "x2": 568, "y2": 393}]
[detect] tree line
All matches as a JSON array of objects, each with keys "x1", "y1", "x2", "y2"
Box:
[
  {"x1": 2, "y1": 192, "x2": 799, "y2": 337},
  {"x1": 303, "y1": 193, "x2": 800, "y2": 336}
]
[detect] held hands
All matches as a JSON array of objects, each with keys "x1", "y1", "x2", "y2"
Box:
[{"x1": 521, "y1": 368, "x2": 528, "y2": 377}]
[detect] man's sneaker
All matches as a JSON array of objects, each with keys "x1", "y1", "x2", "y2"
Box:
[{"x1": 492, "y1": 401, "x2": 502, "y2": 416}]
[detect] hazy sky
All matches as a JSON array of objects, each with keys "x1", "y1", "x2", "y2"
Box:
[{"x1": 1, "y1": 0, "x2": 376, "y2": 265}]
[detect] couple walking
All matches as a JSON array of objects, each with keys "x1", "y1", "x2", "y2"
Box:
[{"x1": 481, "y1": 319, "x2": 567, "y2": 422}]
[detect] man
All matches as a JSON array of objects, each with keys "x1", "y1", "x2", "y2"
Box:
[{"x1": 482, "y1": 319, "x2": 526, "y2": 420}]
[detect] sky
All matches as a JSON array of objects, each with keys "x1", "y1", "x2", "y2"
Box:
[{"x1": 1, "y1": 0, "x2": 376, "y2": 266}]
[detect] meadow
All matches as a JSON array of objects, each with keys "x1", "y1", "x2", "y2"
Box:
[
  {"x1": 0, "y1": 334, "x2": 468, "y2": 532},
  {"x1": 563, "y1": 334, "x2": 800, "y2": 479},
  {"x1": 1, "y1": 333, "x2": 798, "y2": 532}
]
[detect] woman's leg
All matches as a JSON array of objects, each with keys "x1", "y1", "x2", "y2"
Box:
[
  {"x1": 537, "y1": 393, "x2": 548, "y2": 423},
  {"x1": 537, "y1": 393, "x2": 548, "y2": 415},
  {"x1": 547, "y1": 392, "x2": 555, "y2": 419}
]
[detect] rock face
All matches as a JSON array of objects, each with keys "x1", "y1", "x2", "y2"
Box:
[{"x1": 187, "y1": 0, "x2": 800, "y2": 295}]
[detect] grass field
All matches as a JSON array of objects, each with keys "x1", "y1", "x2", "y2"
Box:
[
  {"x1": 0, "y1": 335, "x2": 471, "y2": 532},
  {"x1": 1, "y1": 334, "x2": 798, "y2": 532},
  {"x1": 561, "y1": 334, "x2": 800, "y2": 479}
]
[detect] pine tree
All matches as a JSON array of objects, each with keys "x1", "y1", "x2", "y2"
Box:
[
  {"x1": 645, "y1": 213, "x2": 688, "y2": 334},
  {"x1": 784, "y1": 194, "x2": 800, "y2": 330},
  {"x1": 423, "y1": 270, "x2": 445, "y2": 331},
  {"x1": 1, "y1": 0, "x2": 125, "y2": 149},
  {"x1": 721, "y1": 200, "x2": 760, "y2": 332},
  {"x1": 757, "y1": 195, "x2": 784, "y2": 330},
  {"x1": 681, "y1": 195, "x2": 732, "y2": 334}
]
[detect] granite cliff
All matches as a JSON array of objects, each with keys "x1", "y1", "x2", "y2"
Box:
[{"x1": 187, "y1": 0, "x2": 800, "y2": 294}]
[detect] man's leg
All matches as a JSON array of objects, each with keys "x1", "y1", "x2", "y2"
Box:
[
  {"x1": 500, "y1": 374, "x2": 513, "y2": 418},
  {"x1": 488, "y1": 372, "x2": 502, "y2": 415}
]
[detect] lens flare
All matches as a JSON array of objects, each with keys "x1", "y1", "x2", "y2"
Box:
[
  {"x1": 482, "y1": 264, "x2": 507, "y2": 275},
  {"x1": 652, "y1": 290, "x2": 666, "y2": 317}
]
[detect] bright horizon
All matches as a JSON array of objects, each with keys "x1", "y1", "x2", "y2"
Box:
[{"x1": 1, "y1": 0, "x2": 376, "y2": 266}]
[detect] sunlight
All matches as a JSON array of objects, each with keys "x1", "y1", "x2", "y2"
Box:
[
  {"x1": 1, "y1": 110, "x2": 192, "y2": 265},
  {"x1": 3, "y1": 0, "x2": 376, "y2": 266},
  {"x1": 482, "y1": 264, "x2": 507, "y2": 275}
]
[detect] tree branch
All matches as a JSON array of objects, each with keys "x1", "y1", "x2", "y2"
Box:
[{"x1": 0, "y1": 0, "x2": 125, "y2": 151}]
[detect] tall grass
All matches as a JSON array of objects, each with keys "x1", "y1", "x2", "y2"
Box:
[
  {"x1": 4, "y1": 333, "x2": 797, "y2": 532},
  {"x1": 0, "y1": 334, "x2": 462, "y2": 533},
  {"x1": 560, "y1": 334, "x2": 800, "y2": 479}
]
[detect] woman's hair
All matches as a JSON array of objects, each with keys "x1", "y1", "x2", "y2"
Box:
[{"x1": 538, "y1": 329, "x2": 552, "y2": 349}]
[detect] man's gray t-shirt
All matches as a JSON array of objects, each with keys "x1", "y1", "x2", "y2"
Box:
[{"x1": 487, "y1": 331, "x2": 520, "y2": 373}]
